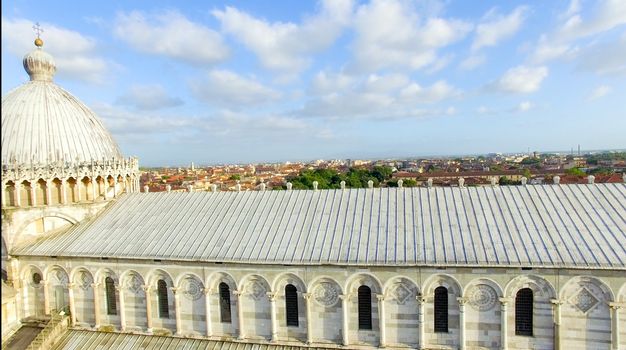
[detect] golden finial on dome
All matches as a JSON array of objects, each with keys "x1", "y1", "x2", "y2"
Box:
[{"x1": 33, "y1": 22, "x2": 44, "y2": 47}]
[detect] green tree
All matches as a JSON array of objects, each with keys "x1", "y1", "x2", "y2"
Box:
[
  {"x1": 565, "y1": 167, "x2": 585, "y2": 176},
  {"x1": 229, "y1": 174, "x2": 240, "y2": 181}
]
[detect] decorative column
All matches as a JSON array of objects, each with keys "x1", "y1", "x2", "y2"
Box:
[
  {"x1": 303, "y1": 293, "x2": 313, "y2": 344},
  {"x1": 76, "y1": 179, "x2": 82, "y2": 202},
  {"x1": 551, "y1": 299, "x2": 563, "y2": 350},
  {"x1": 117, "y1": 285, "x2": 126, "y2": 331},
  {"x1": 457, "y1": 297, "x2": 467, "y2": 350},
  {"x1": 30, "y1": 183, "x2": 37, "y2": 206},
  {"x1": 42, "y1": 280, "x2": 51, "y2": 315},
  {"x1": 15, "y1": 183, "x2": 22, "y2": 207},
  {"x1": 377, "y1": 294, "x2": 387, "y2": 347},
  {"x1": 91, "y1": 177, "x2": 97, "y2": 202},
  {"x1": 61, "y1": 179, "x2": 67, "y2": 204},
  {"x1": 268, "y1": 292, "x2": 278, "y2": 342},
  {"x1": 499, "y1": 298, "x2": 510, "y2": 350},
  {"x1": 204, "y1": 288, "x2": 212, "y2": 337},
  {"x1": 234, "y1": 290, "x2": 245, "y2": 339},
  {"x1": 143, "y1": 285, "x2": 153, "y2": 332},
  {"x1": 68, "y1": 283, "x2": 77, "y2": 326},
  {"x1": 340, "y1": 294, "x2": 350, "y2": 346},
  {"x1": 416, "y1": 294, "x2": 426, "y2": 349},
  {"x1": 609, "y1": 302, "x2": 622, "y2": 350},
  {"x1": 45, "y1": 180, "x2": 52, "y2": 205},
  {"x1": 1, "y1": 182, "x2": 6, "y2": 207},
  {"x1": 172, "y1": 287, "x2": 182, "y2": 335},
  {"x1": 91, "y1": 283, "x2": 101, "y2": 329}
]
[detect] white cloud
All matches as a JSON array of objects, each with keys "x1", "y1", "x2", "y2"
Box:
[
  {"x1": 459, "y1": 54, "x2": 486, "y2": 70},
  {"x1": 213, "y1": 0, "x2": 353, "y2": 75},
  {"x1": 297, "y1": 71, "x2": 459, "y2": 119},
  {"x1": 516, "y1": 101, "x2": 533, "y2": 112},
  {"x1": 114, "y1": 10, "x2": 229, "y2": 65},
  {"x1": 588, "y1": 85, "x2": 612, "y2": 100},
  {"x1": 531, "y1": 0, "x2": 626, "y2": 63},
  {"x1": 116, "y1": 85, "x2": 183, "y2": 110},
  {"x1": 576, "y1": 35, "x2": 626, "y2": 76},
  {"x1": 492, "y1": 65, "x2": 548, "y2": 93},
  {"x1": 1, "y1": 17, "x2": 110, "y2": 83},
  {"x1": 351, "y1": 0, "x2": 472, "y2": 72},
  {"x1": 472, "y1": 6, "x2": 528, "y2": 51},
  {"x1": 190, "y1": 70, "x2": 281, "y2": 107}
]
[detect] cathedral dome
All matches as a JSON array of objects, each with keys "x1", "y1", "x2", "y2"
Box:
[{"x1": 1, "y1": 39, "x2": 123, "y2": 166}]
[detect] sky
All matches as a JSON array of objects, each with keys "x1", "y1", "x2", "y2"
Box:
[{"x1": 2, "y1": 0, "x2": 625, "y2": 166}]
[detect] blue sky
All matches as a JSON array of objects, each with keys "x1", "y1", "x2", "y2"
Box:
[{"x1": 2, "y1": 0, "x2": 625, "y2": 166}]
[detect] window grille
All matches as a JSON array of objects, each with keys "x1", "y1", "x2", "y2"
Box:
[
  {"x1": 105, "y1": 277, "x2": 117, "y2": 315},
  {"x1": 434, "y1": 286, "x2": 448, "y2": 332},
  {"x1": 285, "y1": 284, "x2": 299, "y2": 327},
  {"x1": 219, "y1": 282, "x2": 232, "y2": 323},
  {"x1": 158, "y1": 279, "x2": 169, "y2": 318},
  {"x1": 358, "y1": 285, "x2": 372, "y2": 330},
  {"x1": 515, "y1": 288, "x2": 533, "y2": 336}
]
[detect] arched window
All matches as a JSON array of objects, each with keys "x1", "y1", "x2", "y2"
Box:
[
  {"x1": 219, "y1": 282, "x2": 231, "y2": 323},
  {"x1": 515, "y1": 288, "x2": 533, "y2": 336},
  {"x1": 285, "y1": 284, "x2": 299, "y2": 327},
  {"x1": 158, "y1": 280, "x2": 169, "y2": 318},
  {"x1": 32, "y1": 273, "x2": 42, "y2": 285},
  {"x1": 105, "y1": 277, "x2": 117, "y2": 315},
  {"x1": 358, "y1": 285, "x2": 372, "y2": 330},
  {"x1": 434, "y1": 286, "x2": 448, "y2": 332}
]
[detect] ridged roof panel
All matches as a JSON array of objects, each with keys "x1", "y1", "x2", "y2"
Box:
[{"x1": 14, "y1": 184, "x2": 626, "y2": 269}]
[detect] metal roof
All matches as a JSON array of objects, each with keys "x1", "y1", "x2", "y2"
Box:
[
  {"x1": 14, "y1": 184, "x2": 626, "y2": 269},
  {"x1": 52, "y1": 330, "x2": 328, "y2": 350}
]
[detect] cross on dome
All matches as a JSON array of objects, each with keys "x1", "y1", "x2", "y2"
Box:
[{"x1": 32, "y1": 22, "x2": 44, "y2": 47}]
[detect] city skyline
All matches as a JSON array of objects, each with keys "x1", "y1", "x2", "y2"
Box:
[{"x1": 2, "y1": 0, "x2": 626, "y2": 166}]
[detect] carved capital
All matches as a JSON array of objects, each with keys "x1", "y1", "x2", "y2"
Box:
[
  {"x1": 266, "y1": 292, "x2": 278, "y2": 301},
  {"x1": 202, "y1": 288, "x2": 213, "y2": 295},
  {"x1": 302, "y1": 293, "x2": 312, "y2": 300},
  {"x1": 550, "y1": 298, "x2": 565, "y2": 306},
  {"x1": 499, "y1": 297, "x2": 512, "y2": 306},
  {"x1": 90, "y1": 282, "x2": 101, "y2": 289},
  {"x1": 170, "y1": 287, "x2": 179, "y2": 295},
  {"x1": 608, "y1": 302, "x2": 624, "y2": 310},
  {"x1": 339, "y1": 293, "x2": 351, "y2": 302},
  {"x1": 142, "y1": 285, "x2": 152, "y2": 292},
  {"x1": 233, "y1": 290, "x2": 243, "y2": 296},
  {"x1": 456, "y1": 297, "x2": 467, "y2": 305},
  {"x1": 376, "y1": 294, "x2": 385, "y2": 302},
  {"x1": 67, "y1": 283, "x2": 77, "y2": 290}
]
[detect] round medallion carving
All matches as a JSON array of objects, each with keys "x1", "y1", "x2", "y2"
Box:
[
  {"x1": 183, "y1": 279, "x2": 203, "y2": 301},
  {"x1": 468, "y1": 284, "x2": 497, "y2": 311},
  {"x1": 313, "y1": 282, "x2": 339, "y2": 307}
]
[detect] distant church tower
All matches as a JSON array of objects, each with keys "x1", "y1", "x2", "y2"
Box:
[{"x1": 1, "y1": 31, "x2": 140, "y2": 277}]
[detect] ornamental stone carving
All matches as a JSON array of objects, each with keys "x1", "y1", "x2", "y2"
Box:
[
  {"x1": 128, "y1": 274, "x2": 143, "y2": 294},
  {"x1": 248, "y1": 280, "x2": 266, "y2": 301},
  {"x1": 468, "y1": 284, "x2": 498, "y2": 311},
  {"x1": 79, "y1": 272, "x2": 92, "y2": 291},
  {"x1": 183, "y1": 278, "x2": 203, "y2": 301},
  {"x1": 390, "y1": 283, "x2": 412, "y2": 304},
  {"x1": 313, "y1": 282, "x2": 339, "y2": 307},
  {"x1": 571, "y1": 287, "x2": 599, "y2": 314}
]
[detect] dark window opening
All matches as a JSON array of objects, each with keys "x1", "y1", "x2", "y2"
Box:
[
  {"x1": 105, "y1": 277, "x2": 117, "y2": 315},
  {"x1": 158, "y1": 279, "x2": 169, "y2": 318},
  {"x1": 434, "y1": 286, "x2": 448, "y2": 332},
  {"x1": 32, "y1": 273, "x2": 42, "y2": 285},
  {"x1": 219, "y1": 282, "x2": 232, "y2": 323},
  {"x1": 285, "y1": 284, "x2": 299, "y2": 327},
  {"x1": 358, "y1": 285, "x2": 372, "y2": 330},
  {"x1": 515, "y1": 288, "x2": 533, "y2": 336}
]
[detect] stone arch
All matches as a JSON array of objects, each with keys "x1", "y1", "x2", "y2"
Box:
[
  {"x1": 20, "y1": 180, "x2": 32, "y2": 206},
  {"x1": 345, "y1": 273, "x2": 382, "y2": 346},
  {"x1": 36, "y1": 178, "x2": 46, "y2": 205},
  {"x1": 177, "y1": 273, "x2": 206, "y2": 336},
  {"x1": 94, "y1": 268, "x2": 118, "y2": 284},
  {"x1": 560, "y1": 276, "x2": 613, "y2": 349},
  {"x1": 383, "y1": 276, "x2": 420, "y2": 347},
  {"x1": 5, "y1": 180, "x2": 16, "y2": 207},
  {"x1": 422, "y1": 274, "x2": 462, "y2": 349},
  {"x1": 67, "y1": 177, "x2": 78, "y2": 202},
  {"x1": 618, "y1": 282, "x2": 626, "y2": 302},
  {"x1": 50, "y1": 178, "x2": 62, "y2": 205},
  {"x1": 21, "y1": 264, "x2": 45, "y2": 318},
  {"x1": 206, "y1": 271, "x2": 238, "y2": 338},
  {"x1": 505, "y1": 274, "x2": 556, "y2": 300},
  {"x1": 145, "y1": 269, "x2": 176, "y2": 333},
  {"x1": 119, "y1": 270, "x2": 147, "y2": 331},
  {"x1": 95, "y1": 176, "x2": 104, "y2": 199},
  {"x1": 70, "y1": 267, "x2": 95, "y2": 327},
  {"x1": 345, "y1": 272, "x2": 383, "y2": 294},
  {"x1": 45, "y1": 265, "x2": 69, "y2": 314},
  {"x1": 307, "y1": 276, "x2": 343, "y2": 343},
  {"x1": 272, "y1": 273, "x2": 307, "y2": 342},
  {"x1": 239, "y1": 274, "x2": 272, "y2": 340},
  {"x1": 463, "y1": 278, "x2": 504, "y2": 349}
]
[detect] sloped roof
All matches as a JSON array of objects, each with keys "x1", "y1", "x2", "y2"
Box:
[
  {"x1": 14, "y1": 184, "x2": 626, "y2": 269},
  {"x1": 52, "y1": 330, "x2": 329, "y2": 350}
]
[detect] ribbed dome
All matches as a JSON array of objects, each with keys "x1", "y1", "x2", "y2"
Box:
[{"x1": 1, "y1": 43, "x2": 123, "y2": 166}]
